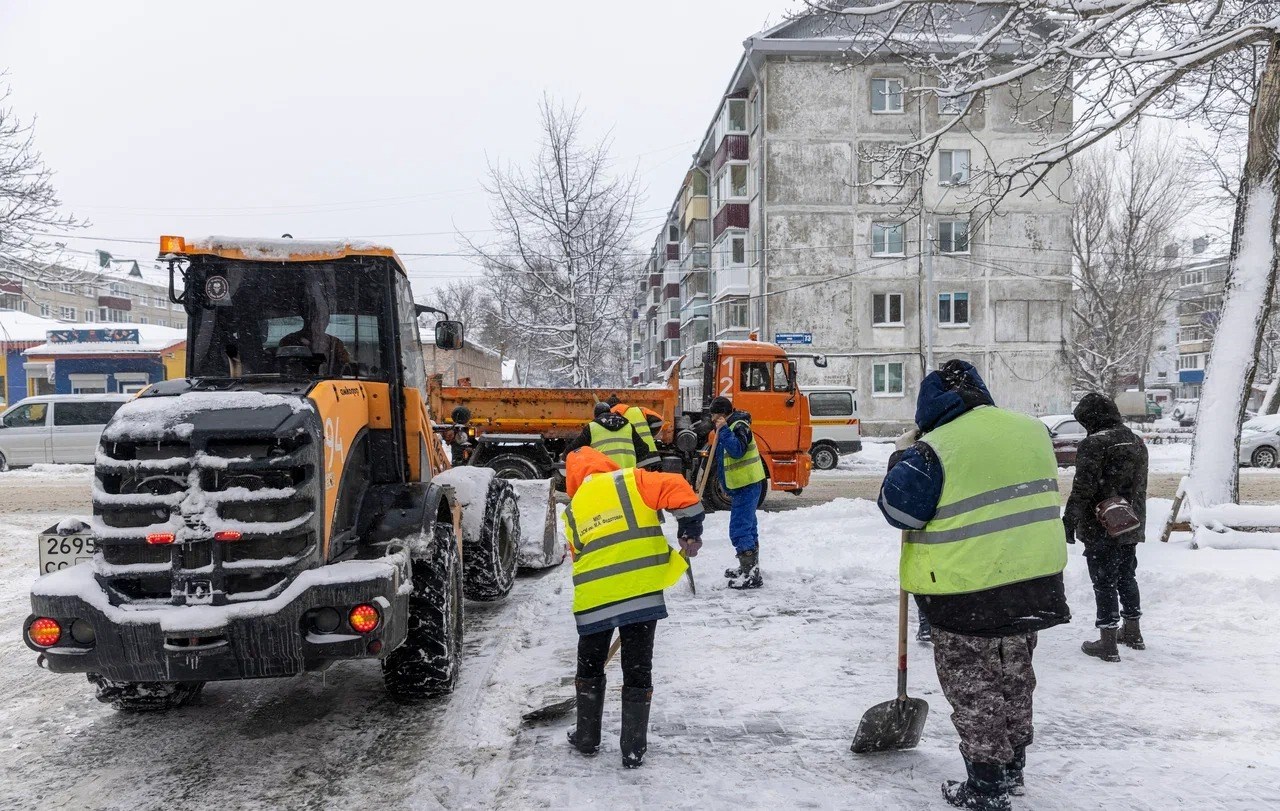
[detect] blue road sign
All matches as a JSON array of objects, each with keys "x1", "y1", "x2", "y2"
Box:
[{"x1": 774, "y1": 332, "x2": 813, "y2": 346}]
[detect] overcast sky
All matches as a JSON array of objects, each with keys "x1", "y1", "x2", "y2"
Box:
[{"x1": 0, "y1": 0, "x2": 790, "y2": 292}]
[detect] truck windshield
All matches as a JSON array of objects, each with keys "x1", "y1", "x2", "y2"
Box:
[{"x1": 186, "y1": 262, "x2": 392, "y2": 381}]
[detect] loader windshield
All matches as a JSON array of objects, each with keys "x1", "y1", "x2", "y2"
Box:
[{"x1": 186, "y1": 261, "x2": 395, "y2": 381}]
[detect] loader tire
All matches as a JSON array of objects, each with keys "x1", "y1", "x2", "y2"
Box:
[
  {"x1": 89, "y1": 674, "x2": 205, "y2": 712},
  {"x1": 462, "y1": 477, "x2": 519, "y2": 602},
  {"x1": 383, "y1": 519, "x2": 464, "y2": 702}
]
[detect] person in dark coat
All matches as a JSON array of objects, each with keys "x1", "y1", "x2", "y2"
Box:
[
  {"x1": 879, "y1": 360, "x2": 1071, "y2": 809},
  {"x1": 565, "y1": 403, "x2": 658, "y2": 469},
  {"x1": 1064, "y1": 392, "x2": 1149, "y2": 662}
]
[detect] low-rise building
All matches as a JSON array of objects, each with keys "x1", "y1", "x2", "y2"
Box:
[
  {"x1": 21, "y1": 326, "x2": 186, "y2": 396},
  {"x1": 0, "y1": 256, "x2": 187, "y2": 329}
]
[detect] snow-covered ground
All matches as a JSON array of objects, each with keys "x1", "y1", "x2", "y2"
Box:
[{"x1": 1, "y1": 472, "x2": 1278, "y2": 809}]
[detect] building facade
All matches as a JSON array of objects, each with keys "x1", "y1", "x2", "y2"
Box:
[
  {"x1": 632, "y1": 13, "x2": 1073, "y2": 432},
  {"x1": 0, "y1": 257, "x2": 187, "y2": 330},
  {"x1": 1174, "y1": 254, "x2": 1229, "y2": 400}
]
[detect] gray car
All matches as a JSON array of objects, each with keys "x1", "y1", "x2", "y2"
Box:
[
  {"x1": 1239, "y1": 415, "x2": 1280, "y2": 468},
  {"x1": 0, "y1": 395, "x2": 131, "y2": 470}
]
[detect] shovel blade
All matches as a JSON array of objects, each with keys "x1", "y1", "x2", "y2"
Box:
[
  {"x1": 850, "y1": 696, "x2": 929, "y2": 754},
  {"x1": 521, "y1": 695, "x2": 577, "y2": 725}
]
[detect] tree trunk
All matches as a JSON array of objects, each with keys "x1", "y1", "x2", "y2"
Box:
[{"x1": 1186, "y1": 38, "x2": 1280, "y2": 509}]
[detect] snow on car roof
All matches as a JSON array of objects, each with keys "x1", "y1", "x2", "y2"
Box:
[
  {"x1": 1243, "y1": 414, "x2": 1280, "y2": 432},
  {"x1": 1039, "y1": 414, "x2": 1075, "y2": 427}
]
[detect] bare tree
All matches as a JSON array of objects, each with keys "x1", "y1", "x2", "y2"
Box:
[
  {"x1": 798, "y1": 0, "x2": 1280, "y2": 506},
  {"x1": 1070, "y1": 128, "x2": 1196, "y2": 396},
  {"x1": 417, "y1": 277, "x2": 502, "y2": 343},
  {"x1": 465, "y1": 97, "x2": 639, "y2": 387},
  {"x1": 0, "y1": 79, "x2": 82, "y2": 291}
]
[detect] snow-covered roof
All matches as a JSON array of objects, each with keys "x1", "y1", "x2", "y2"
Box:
[
  {"x1": 24, "y1": 322, "x2": 186, "y2": 356},
  {"x1": 0, "y1": 310, "x2": 66, "y2": 344},
  {"x1": 179, "y1": 236, "x2": 396, "y2": 261}
]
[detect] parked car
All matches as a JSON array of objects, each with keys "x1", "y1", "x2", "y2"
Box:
[
  {"x1": 1040, "y1": 414, "x2": 1088, "y2": 466},
  {"x1": 1239, "y1": 414, "x2": 1280, "y2": 468},
  {"x1": 1172, "y1": 398, "x2": 1199, "y2": 427},
  {"x1": 0, "y1": 394, "x2": 131, "y2": 470},
  {"x1": 806, "y1": 387, "x2": 861, "y2": 470}
]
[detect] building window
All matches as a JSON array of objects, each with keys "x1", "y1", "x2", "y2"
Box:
[
  {"x1": 667, "y1": 224, "x2": 679, "y2": 243},
  {"x1": 731, "y1": 235, "x2": 746, "y2": 266},
  {"x1": 938, "y1": 220, "x2": 970, "y2": 254},
  {"x1": 727, "y1": 98, "x2": 747, "y2": 133},
  {"x1": 1178, "y1": 353, "x2": 1205, "y2": 371},
  {"x1": 937, "y1": 91, "x2": 973, "y2": 115},
  {"x1": 939, "y1": 149, "x2": 970, "y2": 185},
  {"x1": 873, "y1": 293, "x2": 904, "y2": 326},
  {"x1": 873, "y1": 362, "x2": 905, "y2": 396},
  {"x1": 866, "y1": 158, "x2": 903, "y2": 186},
  {"x1": 871, "y1": 223, "x2": 905, "y2": 257},
  {"x1": 871, "y1": 78, "x2": 905, "y2": 113},
  {"x1": 58, "y1": 306, "x2": 77, "y2": 321},
  {"x1": 1181, "y1": 269, "x2": 1204, "y2": 287},
  {"x1": 750, "y1": 91, "x2": 762, "y2": 132},
  {"x1": 139, "y1": 316, "x2": 149, "y2": 324},
  {"x1": 939, "y1": 292, "x2": 970, "y2": 325},
  {"x1": 59, "y1": 283, "x2": 77, "y2": 293},
  {"x1": 84, "y1": 310, "x2": 96, "y2": 323},
  {"x1": 714, "y1": 163, "x2": 749, "y2": 208},
  {"x1": 39, "y1": 303, "x2": 50, "y2": 317},
  {"x1": 1178, "y1": 325, "x2": 1201, "y2": 343},
  {"x1": 718, "y1": 299, "x2": 749, "y2": 329}
]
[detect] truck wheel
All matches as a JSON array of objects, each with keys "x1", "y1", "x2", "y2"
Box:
[
  {"x1": 0, "y1": 451, "x2": 7, "y2": 472},
  {"x1": 810, "y1": 443, "x2": 839, "y2": 471},
  {"x1": 703, "y1": 471, "x2": 732, "y2": 512},
  {"x1": 485, "y1": 453, "x2": 542, "y2": 480},
  {"x1": 463, "y1": 477, "x2": 519, "y2": 601},
  {"x1": 88, "y1": 674, "x2": 205, "y2": 712},
  {"x1": 382, "y1": 519, "x2": 464, "y2": 701}
]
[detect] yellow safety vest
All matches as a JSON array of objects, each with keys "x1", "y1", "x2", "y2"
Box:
[
  {"x1": 622, "y1": 406, "x2": 659, "y2": 454},
  {"x1": 563, "y1": 468, "x2": 687, "y2": 630},
  {"x1": 588, "y1": 421, "x2": 637, "y2": 469},
  {"x1": 902, "y1": 406, "x2": 1068, "y2": 595},
  {"x1": 722, "y1": 419, "x2": 767, "y2": 489}
]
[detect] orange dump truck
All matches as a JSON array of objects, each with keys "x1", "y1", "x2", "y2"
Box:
[{"x1": 429, "y1": 340, "x2": 812, "y2": 509}]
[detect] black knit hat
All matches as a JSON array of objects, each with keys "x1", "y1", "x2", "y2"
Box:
[
  {"x1": 593, "y1": 402, "x2": 611, "y2": 418},
  {"x1": 709, "y1": 396, "x2": 733, "y2": 416}
]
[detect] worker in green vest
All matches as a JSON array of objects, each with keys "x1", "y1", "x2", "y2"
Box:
[
  {"x1": 878, "y1": 360, "x2": 1070, "y2": 811},
  {"x1": 562, "y1": 446, "x2": 704, "y2": 768},
  {"x1": 711, "y1": 396, "x2": 767, "y2": 589},
  {"x1": 607, "y1": 395, "x2": 662, "y2": 468},
  {"x1": 566, "y1": 402, "x2": 651, "y2": 469}
]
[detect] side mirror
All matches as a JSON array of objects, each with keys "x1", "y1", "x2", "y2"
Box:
[
  {"x1": 435, "y1": 320, "x2": 465, "y2": 351},
  {"x1": 813, "y1": 354, "x2": 829, "y2": 369}
]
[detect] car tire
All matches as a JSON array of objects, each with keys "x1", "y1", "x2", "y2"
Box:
[
  {"x1": 462, "y1": 477, "x2": 520, "y2": 602},
  {"x1": 89, "y1": 674, "x2": 205, "y2": 712},
  {"x1": 1251, "y1": 446, "x2": 1278, "y2": 469},
  {"x1": 382, "y1": 519, "x2": 464, "y2": 701},
  {"x1": 810, "y1": 443, "x2": 839, "y2": 471},
  {"x1": 0, "y1": 450, "x2": 7, "y2": 472},
  {"x1": 484, "y1": 453, "x2": 542, "y2": 480}
]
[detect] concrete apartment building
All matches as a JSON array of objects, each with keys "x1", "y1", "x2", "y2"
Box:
[
  {"x1": 632, "y1": 9, "x2": 1072, "y2": 433},
  {"x1": 0, "y1": 258, "x2": 187, "y2": 330}
]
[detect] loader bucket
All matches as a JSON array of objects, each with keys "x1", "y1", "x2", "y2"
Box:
[{"x1": 510, "y1": 478, "x2": 564, "y2": 569}]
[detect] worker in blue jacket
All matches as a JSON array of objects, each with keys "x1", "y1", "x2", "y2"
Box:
[{"x1": 709, "y1": 396, "x2": 766, "y2": 589}]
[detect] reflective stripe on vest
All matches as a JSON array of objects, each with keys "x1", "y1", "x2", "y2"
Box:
[
  {"x1": 901, "y1": 406, "x2": 1067, "y2": 596},
  {"x1": 588, "y1": 422, "x2": 637, "y2": 469},
  {"x1": 563, "y1": 468, "x2": 688, "y2": 626},
  {"x1": 623, "y1": 406, "x2": 658, "y2": 454},
  {"x1": 723, "y1": 419, "x2": 767, "y2": 489}
]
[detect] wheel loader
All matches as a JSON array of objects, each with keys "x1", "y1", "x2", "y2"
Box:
[{"x1": 22, "y1": 236, "x2": 562, "y2": 711}]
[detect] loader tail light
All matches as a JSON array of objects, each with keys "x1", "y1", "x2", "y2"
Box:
[
  {"x1": 214, "y1": 530, "x2": 242, "y2": 542},
  {"x1": 349, "y1": 604, "x2": 380, "y2": 634},
  {"x1": 147, "y1": 532, "x2": 176, "y2": 545},
  {"x1": 29, "y1": 618, "x2": 62, "y2": 648}
]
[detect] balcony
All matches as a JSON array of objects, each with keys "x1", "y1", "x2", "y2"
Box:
[
  {"x1": 712, "y1": 134, "x2": 749, "y2": 172},
  {"x1": 680, "y1": 300, "x2": 710, "y2": 326},
  {"x1": 666, "y1": 243, "x2": 680, "y2": 261},
  {"x1": 681, "y1": 247, "x2": 710, "y2": 276},
  {"x1": 0, "y1": 279, "x2": 22, "y2": 295},
  {"x1": 713, "y1": 203, "x2": 750, "y2": 240},
  {"x1": 683, "y1": 195, "x2": 709, "y2": 230},
  {"x1": 712, "y1": 267, "x2": 750, "y2": 301},
  {"x1": 98, "y1": 295, "x2": 132, "y2": 311}
]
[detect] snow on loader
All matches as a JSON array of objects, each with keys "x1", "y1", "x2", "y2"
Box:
[{"x1": 22, "y1": 236, "x2": 561, "y2": 712}]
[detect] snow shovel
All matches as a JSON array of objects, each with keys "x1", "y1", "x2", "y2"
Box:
[
  {"x1": 521, "y1": 634, "x2": 622, "y2": 725},
  {"x1": 850, "y1": 588, "x2": 929, "y2": 754}
]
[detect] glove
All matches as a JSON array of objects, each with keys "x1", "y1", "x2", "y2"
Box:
[
  {"x1": 894, "y1": 427, "x2": 920, "y2": 451},
  {"x1": 678, "y1": 535, "x2": 703, "y2": 558},
  {"x1": 1063, "y1": 519, "x2": 1076, "y2": 545}
]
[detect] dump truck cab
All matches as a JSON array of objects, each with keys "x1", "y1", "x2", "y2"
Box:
[{"x1": 23, "y1": 236, "x2": 559, "y2": 711}]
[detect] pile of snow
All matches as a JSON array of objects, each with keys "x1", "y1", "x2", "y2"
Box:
[
  {"x1": 102, "y1": 391, "x2": 312, "y2": 442},
  {"x1": 187, "y1": 236, "x2": 393, "y2": 260},
  {"x1": 829, "y1": 440, "x2": 895, "y2": 474},
  {"x1": 0, "y1": 464, "x2": 94, "y2": 480}
]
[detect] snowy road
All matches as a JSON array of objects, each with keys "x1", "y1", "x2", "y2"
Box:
[{"x1": 2, "y1": 465, "x2": 1279, "y2": 809}]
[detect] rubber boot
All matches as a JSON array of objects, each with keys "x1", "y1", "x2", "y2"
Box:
[
  {"x1": 942, "y1": 758, "x2": 1011, "y2": 811},
  {"x1": 1082, "y1": 626, "x2": 1121, "y2": 662},
  {"x1": 724, "y1": 554, "x2": 746, "y2": 579},
  {"x1": 727, "y1": 548, "x2": 763, "y2": 590},
  {"x1": 916, "y1": 616, "x2": 933, "y2": 644},
  {"x1": 1004, "y1": 745, "x2": 1026, "y2": 796},
  {"x1": 620, "y1": 686, "x2": 652, "y2": 769},
  {"x1": 566, "y1": 676, "x2": 605, "y2": 755},
  {"x1": 1119, "y1": 619, "x2": 1145, "y2": 650}
]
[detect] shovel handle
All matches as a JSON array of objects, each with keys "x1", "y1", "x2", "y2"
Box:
[{"x1": 897, "y1": 588, "x2": 909, "y2": 701}]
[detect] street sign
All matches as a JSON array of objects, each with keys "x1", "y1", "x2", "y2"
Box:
[{"x1": 774, "y1": 332, "x2": 813, "y2": 346}]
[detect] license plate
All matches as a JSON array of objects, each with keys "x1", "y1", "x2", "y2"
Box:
[{"x1": 38, "y1": 532, "x2": 97, "y2": 574}]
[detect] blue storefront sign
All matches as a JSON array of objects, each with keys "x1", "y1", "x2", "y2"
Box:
[
  {"x1": 1179, "y1": 370, "x2": 1205, "y2": 384},
  {"x1": 774, "y1": 332, "x2": 813, "y2": 346},
  {"x1": 47, "y1": 329, "x2": 140, "y2": 344}
]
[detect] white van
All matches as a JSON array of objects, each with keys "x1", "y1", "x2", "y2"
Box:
[
  {"x1": 806, "y1": 387, "x2": 861, "y2": 470},
  {"x1": 0, "y1": 394, "x2": 132, "y2": 470}
]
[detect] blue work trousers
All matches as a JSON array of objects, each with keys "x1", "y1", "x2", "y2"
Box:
[{"x1": 728, "y1": 481, "x2": 762, "y2": 553}]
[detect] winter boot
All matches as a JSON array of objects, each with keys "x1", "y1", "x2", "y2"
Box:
[
  {"x1": 620, "y1": 686, "x2": 652, "y2": 769},
  {"x1": 1082, "y1": 627, "x2": 1121, "y2": 662},
  {"x1": 916, "y1": 617, "x2": 933, "y2": 644},
  {"x1": 566, "y1": 676, "x2": 606, "y2": 755},
  {"x1": 727, "y1": 548, "x2": 763, "y2": 590},
  {"x1": 942, "y1": 758, "x2": 1011, "y2": 811},
  {"x1": 1119, "y1": 619, "x2": 1146, "y2": 650},
  {"x1": 1003, "y1": 745, "x2": 1026, "y2": 796}
]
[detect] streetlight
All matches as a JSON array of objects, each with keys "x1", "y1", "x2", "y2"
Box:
[{"x1": 922, "y1": 170, "x2": 967, "y2": 373}]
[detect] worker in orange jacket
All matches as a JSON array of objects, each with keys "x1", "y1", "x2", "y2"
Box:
[{"x1": 562, "y1": 446, "x2": 704, "y2": 768}]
